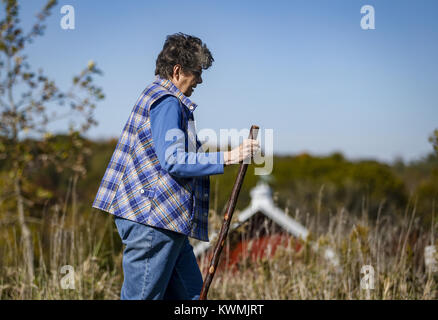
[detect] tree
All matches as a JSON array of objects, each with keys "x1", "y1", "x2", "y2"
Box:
[
  {"x1": 429, "y1": 129, "x2": 438, "y2": 156},
  {"x1": 0, "y1": 0, "x2": 104, "y2": 283}
]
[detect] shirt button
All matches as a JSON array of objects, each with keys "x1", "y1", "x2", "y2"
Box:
[
  {"x1": 140, "y1": 189, "x2": 145, "y2": 194},
  {"x1": 204, "y1": 212, "x2": 208, "y2": 217},
  {"x1": 189, "y1": 105, "x2": 194, "y2": 111},
  {"x1": 204, "y1": 193, "x2": 208, "y2": 198}
]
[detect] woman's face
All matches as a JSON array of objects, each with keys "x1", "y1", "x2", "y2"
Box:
[{"x1": 171, "y1": 65, "x2": 202, "y2": 97}]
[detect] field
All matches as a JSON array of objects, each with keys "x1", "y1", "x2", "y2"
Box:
[
  {"x1": 0, "y1": 178, "x2": 436, "y2": 299},
  {"x1": 1, "y1": 0, "x2": 437, "y2": 302}
]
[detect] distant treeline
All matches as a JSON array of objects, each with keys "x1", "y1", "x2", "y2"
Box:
[{"x1": 1, "y1": 134, "x2": 437, "y2": 226}]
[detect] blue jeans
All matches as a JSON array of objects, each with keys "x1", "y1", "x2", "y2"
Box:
[{"x1": 114, "y1": 216, "x2": 203, "y2": 300}]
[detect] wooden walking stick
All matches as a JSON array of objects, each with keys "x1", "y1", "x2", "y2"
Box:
[{"x1": 199, "y1": 125, "x2": 259, "y2": 300}]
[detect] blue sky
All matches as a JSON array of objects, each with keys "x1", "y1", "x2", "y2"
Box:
[{"x1": 16, "y1": 0, "x2": 438, "y2": 163}]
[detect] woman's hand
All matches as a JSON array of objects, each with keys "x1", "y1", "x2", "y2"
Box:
[{"x1": 224, "y1": 139, "x2": 260, "y2": 166}]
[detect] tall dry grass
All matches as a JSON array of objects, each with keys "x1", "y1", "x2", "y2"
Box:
[
  {"x1": 202, "y1": 199, "x2": 437, "y2": 299},
  {"x1": 0, "y1": 180, "x2": 436, "y2": 299},
  {"x1": 0, "y1": 176, "x2": 122, "y2": 299}
]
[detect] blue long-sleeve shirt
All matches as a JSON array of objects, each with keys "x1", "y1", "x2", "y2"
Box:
[{"x1": 150, "y1": 95, "x2": 224, "y2": 178}]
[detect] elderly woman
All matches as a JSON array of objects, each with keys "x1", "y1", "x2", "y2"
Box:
[{"x1": 92, "y1": 33, "x2": 259, "y2": 300}]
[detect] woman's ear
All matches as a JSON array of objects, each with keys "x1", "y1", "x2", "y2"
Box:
[{"x1": 172, "y1": 64, "x2": 182, "y2": 82}]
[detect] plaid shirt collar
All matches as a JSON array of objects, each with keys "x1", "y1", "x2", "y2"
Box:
[{"x1": 153, "y1": 76, "x2": 198, "y2": 113}]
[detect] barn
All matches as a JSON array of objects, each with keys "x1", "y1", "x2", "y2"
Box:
[{"x1": 194, "y1": 181, "x2": 316, "y2": 270}]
